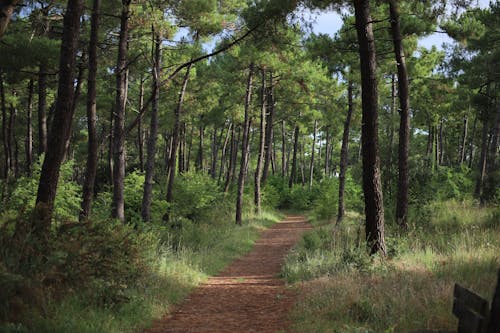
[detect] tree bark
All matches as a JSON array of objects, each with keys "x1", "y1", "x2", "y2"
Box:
[
  {"x1": 254, "y1": 67, "x2": 266, "y2": 215},
  {"x1": 309, "y1": 119, "x2": 317, "y2": 189},
  {"x1": 324, "y1": 126, "x2": 330, "y2": 176},
  {"x1": 236, "y1": 63, "x2": 254, "y2": 225},
  {"x1": 218, "y1": 123, "x2": 231, "y2": 184},
  {"x1": 459, "y1": 115, "x2": 468, "y2": 165},
  {"x1": 80, "y1": 0, "x2": 101, "y2": 221},
  {"x1": 8, "y1": 104, "x2": 15, "y2": 175},
  {"x1": 195, "y1": 121, "x2": 204, "y2": 171},
  {"x1": 223, "y1": 123, "x2": 236, "y2": 192},
  {"x1": 438, "y1": 118, "x2": 444, "y2": 165},
  {"x1": 35, "y1": 0, "x2": 83, "y2": 230},
  {"x1": 389, "y1": 0, "x2": 410, "y2": 229},
  {"x1": 262, "y1": 70, "x2": 274, "y2": 184},
  {"x1": 337, "y1": 80, "x2": 354, "y2": 223},
  {"x1": 0, "y1": 68, "x2": 8, "y2": 179},
  {"x1": 26, "y1": 79, "x2": 34, "y2": 175},
  {"x1": 289, "y1": 124, "x2": 299, "y2": 188},
  {"x1": 354, "y1": 0, "x2": 386, "y2": 255},
  {"x1": 475, "y1": 117, "x2": 488, "y2": 199},
  {"x1": 141, "y1": 32, "x2": 161, "y2": 222},
  {"x1": 281, "y1": 120, "x2": 287, "y2": 178},
  {"x1": 166, "y1": 63, "x2": 192, "y2": 215},
  {"x1": 37, "y1": 63, "x2": 48, "y2": 156},
  {"x1": 111, "y1": 0, "x2": 131, "y2": 222},
  {"x1": 137, "y1": 78, "x2": 145, "y2": 172}
]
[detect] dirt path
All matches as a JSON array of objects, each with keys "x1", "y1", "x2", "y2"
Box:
[{"x1": 143, "y1": 215, "x2": 311, "y2": 333}]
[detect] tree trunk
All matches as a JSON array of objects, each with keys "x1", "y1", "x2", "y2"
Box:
[
  {"x1": 475, "y1": 118, "x2": 488, "y2": 199},
  {"x1": 459, "y1": 115, "x2": 468, "y2": 165},
  {"x1": 8, "y1": 104, "x2": 15, "y2": 175},
  {"x1": 289, "y1": 124, "x2": 299, "y2": 188},
  {"x1": 138, "y1": 78, "x2": 145, "y2": 172},
  {"x1": 178, "y1": 122, "x2": 186, "y2": 174},
  {"x1": 262, "y1": 70, "x2": 274, "y2": 184},
  {"x1": 196, "y1": 121, "x2": 204, "y2": 171},
  {"x1": 211, "y1": 126, "x2": 221, "y2": 179},
  {"x1": 35, "y1": 0, "x2": 83, "y2": 231},
  {"x1": 254, "y1": 67, "x2": 266, "y2": 215},
  {"x1": 337, "y1": 80, "x2": 354, "y2": 223},
  {"x1": 438, "y1": 118, "x2": 444, "y2": 165},
  {"x1": 324, "y1": 126, "x2": 330, "y2": 176},
  {"x1": 218, "y1": 123, "x2": 231, "y2": 183},
  {"x1": 37, "y1": 63, "x2": 48, "y2": 156},
  {"x1": 111, "y1": 0, "x2": 131, "y2": 222},
  {"x1": 354, "y1": 0, "x2": 386, "y2": 255},
  {"x1": 309, "y1": 119, "x2": 317, "y2": 189},
  {"x1": 236, "y1": 63, "x2": 254, "y2": 225},
  {"x1": 166, "y1": 63, "x2": 192, "y2": 214},
  {"x1": 468, "y1": 113, "x2": 477, "y2": 168},
  {"x1": 79, "y1": 0, "x2": 101, "y2": 221},
  {"x1": 0, "y1": 68, "x2": 8, "y2": 179},
  {"x1": 108, "y1": 105, "x2": 114, "y2": 185},
  {"x1": 281, "y1": 120, "x2": 287, "y2": 177},
  {"x1": 26, "y1": 79, "x2": 34, "y2": 175},
  {"x1": 389, "y1": 0, "x2": 410, "y2": 229},
  {"x1": 141, "y1": 32, "x2": 161, "y2": 222},
  {"x1": 223, "y1": 123, "x2": 236, "y2": 192}
]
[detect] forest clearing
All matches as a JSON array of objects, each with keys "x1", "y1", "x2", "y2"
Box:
[{"x1": 0, "y1": 0, "x2": 499, "y2": 332}]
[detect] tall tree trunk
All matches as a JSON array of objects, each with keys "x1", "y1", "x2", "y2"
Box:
[
  {"x1": 324, "y1": 126, "x2": 330, "y2": 176},
  {"x1": 262, "y1": 70, "x2": 274, "y2": 184},
  {"x1": 385, "y1": 73, "x2": 396, "y2": 192},
  {"x1": 37, "y1": 63, "x2": 48, "y2": 156},
  {"x1": 178, "y1": 122, "x2": 185, "y2": 174},
  {"x1": 389, "y1": 0, "x2": 410, "y2": 229},
  {"x1": 354, "y1": 0, "x2": 386, "y2": 255},
  {"x1": 223, "y1": 123, "x2": 236, "y2": 192},
  {"x1": 438, "y1": 118, "x2": 444, "y2": 165},
  {"x1": 211, "y1": 126, "x2": 221, "y2": 179},
  {"x1": 468, "y1": 113, "x2": 477, "y2": 168},
  {"x1": 475, "y1": 117, "x2": 488, "y2": 199},
  {"x1": 35, "y1": 0, "x2": 83, "y2": 231},
  {"x1": 289, "y1": 124, "x2": 299, "y2": 189},
  {"x1": 80, "y1": 0, "x2": 101, "y2": 221},
  {"x1": 484, "y1": 102, "x2": 499, "y2": 202},
  {"x1": 8, "y1": 104, "x2": 15, "y2": 175},
  {"x1": 111, "y1": 0, "x2": 131, "y2": 222},
  {"x1": 0, "y1": 68, "x2": 8, "y2": 179},
  {"x1": 218, "y1": 123, "x2": 231, "y2": 184},
  {"x1": 196, "y1": 121, "x2": 204, "y2": 171},
  {"x1": 137, "y1": 78, "x2": 145, "y2": 172},
  {"x1": 26, "y1": 78, "x2": 34, "y2": 175},
  {"x1": 459, "y1": 115, "x2": 468, "y2": 165},
  {"x1": 281, "y1": 120, "x2": 287, "y2": 178},
  {"x1": 337, "y1": 80, "x2": 354, "y2": 223},
  {"x1": 141, "y1": 32, "x2": 161, "y2": 222},
  {"x1": 166, "y1": 64, "x2": 192, "y2": 215},
  {"x1": 309, "y1": 119, "x2": 317, "y2": 189},
  {"x1": 108, "y1": 105, "x2": 114, "y2": 185},
  {"x1": 236, "y1": 63, "x2": 254, "y2": 225},
  {"x1": 254, "y1": 67, "x2": 266, "y2": 215},
  {"x1": 186, "y1": 124, "x2": 193, "y2": 172}
]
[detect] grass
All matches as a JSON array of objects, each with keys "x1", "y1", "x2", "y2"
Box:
[
  {"x1": 282, "y1": 200, "x2": 500, "y2": 333},
  {"x1": 7, "y1": 209, "x2": 281, "y2": 333}
]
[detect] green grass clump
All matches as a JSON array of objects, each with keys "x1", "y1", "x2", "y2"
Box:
[{"x1": 283, "y1": 200, "x2": 499, "y2": 332}]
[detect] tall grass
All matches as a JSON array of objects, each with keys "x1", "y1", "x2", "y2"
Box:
[{"x1": 283, "y1": 200, "x2": 499, "y2": 332}]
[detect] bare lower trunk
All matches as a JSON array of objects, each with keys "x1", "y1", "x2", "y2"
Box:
[
  {"x1": 354, "y1": 0, "x2": 386, "y2": 255},
  {"x1": 79, "y1": 0, "x2": 101, "y2": 221},
  {"x1": 37, "y1": 64, "x2": 48, "y2": 156},
  {"x1": 26, "y1": 79, "x2": 34, "y2": 175},
  {"x1": 262, "y1": 70, "x2": 274, "y2": 184},
  {"x1": 254, "y1": 68, "x2": 266, "y2": 215},
  {"x1": 0, "y1": 69, "x2": 8, "y2": 178},
  {"x1": 309, "y1": 119, "x2": 317, "y2": 189},
  {"x1": 289, "y1": 125, "x2": 299, "y2": 188},
  {"x1": 337, "y1": 80, "x2": 354, "y2": 223},
  {"x1": 459, "y1": 115, "x2": 468, "y2": 165},
  {"x1": 137, "y1": 78, "x2": 145, "y2": 172},
  {"x1": 281, "y1": 120, "x2": 287, "y2": 177},
  {"x1": 223, "y1": 123, "x2": 236, "y2": 192},
  {"x1": 35, "y1": 0, "x2": 83, "y2": 231},
  {"x1": 236, "y1": 63, "x2": 254, "y2": 225}
]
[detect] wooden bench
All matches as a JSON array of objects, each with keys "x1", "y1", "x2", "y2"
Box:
[{"x1": 452, "y1": 269, "x2": 500, "y2": 333}]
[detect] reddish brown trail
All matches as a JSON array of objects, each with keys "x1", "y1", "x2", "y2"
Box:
[{"x1": 143, "y1": 215, "x2": 311, "y2": 333}]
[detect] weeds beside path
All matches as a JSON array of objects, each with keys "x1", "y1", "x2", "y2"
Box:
[{"x1": 143, "y1": 215, "x2": 311, "y2": 333}]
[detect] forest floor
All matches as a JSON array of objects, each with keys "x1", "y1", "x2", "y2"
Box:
[{"x1": 142, "y1": 215, "x2": 311, "y2": 333}]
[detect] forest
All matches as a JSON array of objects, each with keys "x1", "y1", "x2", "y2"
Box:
[{"x1": 0, "y1": 0, "x2": 498, "y2": 332}]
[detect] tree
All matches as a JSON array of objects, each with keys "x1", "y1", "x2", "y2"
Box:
[
  {"x1": 354, "y1": 0, "x2": 386, "y2": 255},
  {"x1": 35, "y1": 0, "x2": 83, "y2": 231},
  {"x1": 0, "y1": 0, "x2": 20, "y2": 38}
]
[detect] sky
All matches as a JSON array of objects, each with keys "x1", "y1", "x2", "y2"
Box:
[{"x1": 307, "y1": 0, "x2": 492, "y2": 50}]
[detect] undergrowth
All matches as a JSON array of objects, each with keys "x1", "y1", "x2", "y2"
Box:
[{"x1": 283, "y1": 200, "x2": 499, "y2": 332}]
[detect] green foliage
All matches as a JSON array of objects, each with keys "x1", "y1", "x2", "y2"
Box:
[{"x1": 2, "y1": 157, "x2": 81, "y2": 222}]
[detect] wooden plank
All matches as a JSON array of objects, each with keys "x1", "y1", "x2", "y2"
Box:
[
  {"x1": 453, "y1": 298, "x2": 486, "y2": 333},
  {"x1": 454, "y1": 283, "x2": 490, "y2": 316}
]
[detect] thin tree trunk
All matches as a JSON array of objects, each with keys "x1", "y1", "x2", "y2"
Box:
[
  {"x1": 354, "y1": 0, "x2": 386, "y2": 255},
  {"x1": 138, "y1": 78, "x2": 145, "y2": 172},
  {"x1": 141, "y1": 31, "x2": 161, "y2": 222},
  {"x1": 324, "y1": 126, "x2": 330, "y2": 176},
  {"x1": 37, "y1": 63, "x2": 48, "y2": 156},
  {"x1": 35, "y1": 0, "x2": 83, "y2": 231},
  {"x1": 262, "y1": 70, "x2": 274, "y2": 184},
  {"x1": 223, "y1": 123, "x2": 236, "y2": 192},
  {"x1": 0, "y1": 68, "x2": 8, "y2": 178},
  {"x1": 289, "y1": 124, "x2": 299, "y2": 188},
  {"x1": 281, "y1": 120, "x2": 287, "y2": 177},
  {"x1": 26, "y1": 79, "x2": 34, "y2": 175},
  {"x1": 337, "y1": 80, "x2": 354, "y2": 223},
  {"x1": 111, "y1": 0, "x2": 131, "y2": 222},
  {"x1": 389, "y1": 0, "x2": 410, "y2": 229},
  {"x1": 236, "y1": 63, "x2": 254, "y2": 225},
  {"x1": 218, "y1": 123, "x2": 231, "y2": 184},
  {"x1": 475, "y1": 118, "x2": 488, "y2": 198},
  {"x1": 438, "y1": 118, "x2": 444, "y2": 165},
  {"x1": 8, "y1": 104, "x2": 15, "y2": 175},
  {"x1": 468, "y1": 113, "x2": 478, "y2": 168},
  {"x1": 79, "y1": 0, "x2": 101, "y2": 221},
  {"x1": 166, "y1": 63, "x2": 192, "y2": 215},
  {"x1": 108, "y1": 106, "x2": 114, "y2": 185},
  {"x1": 309, "y1": 119, "x2": 317, "y2": 189},
  {"x1": 178, "y1": 123, "x2": 185, "y2": 174},
  {"x1": 211, "y1": 126, "x2": 221, "y2": 179},
  {"x1": 254, "y1": 67, "x2": 266, "y2": 215},
  {"x1": 186, "y1": 124, "x2": 193, "y2": 172},
  {"x1": 196, "y1": 121, "x2": 204, "y2": 171},
  {"x1": 459, "y1": 115, "x2": 468, "y2": 165}
]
